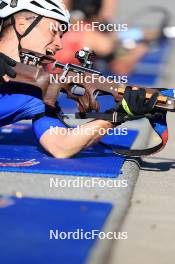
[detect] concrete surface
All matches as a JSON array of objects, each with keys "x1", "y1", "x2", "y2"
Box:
[
  {"x1": 108, "y1": 0, "x2": 175, "y2": 260},
  {"x1": 109, "y1": 113, "x2": 175, "y2": 264}
]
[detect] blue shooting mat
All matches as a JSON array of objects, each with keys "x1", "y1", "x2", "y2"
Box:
[
  {"x1": 128, "y1": 39, "x2": 171, "y2": 86},
  {"x1": 0, "y1": 196, "x2": 112, "y2": 264},
  {"x1": 136, "y1": 39, "x2": 170, "y2": 64},
  {"x1": 0, "y1": 123, "x2": 138, "y2": 178},
  {"x1": 128, "y1": 73, "x2": 158, "y2": 86}
]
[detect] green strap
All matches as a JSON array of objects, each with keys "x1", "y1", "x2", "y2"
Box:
[{"x1": 122, "y1": 98, "x2": 134, "y2": 116}]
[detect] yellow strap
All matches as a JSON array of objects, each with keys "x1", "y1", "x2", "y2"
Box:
[{"x1": 122, "y1": 98, "x2": 134, "y2": 116}]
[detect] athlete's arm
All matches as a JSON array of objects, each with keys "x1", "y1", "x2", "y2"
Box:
[
  {"x1": 32, "y1": 115, "x2": 113, "y2": 159},
  {"x1": 34, "y1": 88, "x2": 158, "y2": 159}
]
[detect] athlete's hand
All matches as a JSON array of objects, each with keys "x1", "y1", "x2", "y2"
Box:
[
  {"x1": 0, "y1": 53, "x2": 16, "y2": 82},
  {"x1": 104, "y1": 87, "x2": 158, "y2": 126},
  {"x1": 120, "y1": 86, "x2": 158, "y2": 116}
]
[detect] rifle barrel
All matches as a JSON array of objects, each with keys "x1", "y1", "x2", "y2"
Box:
[{"x1": 54, "y1": 61, "x2": 101, "y2": 75}]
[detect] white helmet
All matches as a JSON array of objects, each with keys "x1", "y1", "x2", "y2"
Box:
[
  {"x1": 0, "y1": 0, "x2": 70, "y2": 61},
  {"x1": 0, "y1": 0, "x2": 70, "y2": 26}
]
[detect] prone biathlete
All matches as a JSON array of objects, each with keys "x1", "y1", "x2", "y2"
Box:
[{"x1": 0, "y1": 0, "x2": 158, "y2": 159}]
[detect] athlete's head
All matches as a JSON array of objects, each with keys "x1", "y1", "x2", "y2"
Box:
[{"x1": 0, "y1": 0, "x2": 70, "y2": 60}]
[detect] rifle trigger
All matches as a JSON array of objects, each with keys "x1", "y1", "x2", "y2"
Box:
[
  {"x1": 94, "y1": 91, "x2": 100, "y2": 99},
  {"x1": 60, "y1": 64, "x2": 70, "y2": 82}
]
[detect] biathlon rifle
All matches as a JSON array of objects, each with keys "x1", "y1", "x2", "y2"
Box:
[{"x1": 10, "y1": 48, "x2": 175, "y2": 115}]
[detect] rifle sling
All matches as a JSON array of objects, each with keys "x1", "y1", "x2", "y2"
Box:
[
  {"x1": 34, "y1": 109, "x2": 167, "y2": 157},
  {"x1": 75, "y1": 112, "x2": 168, "y2": 157}
]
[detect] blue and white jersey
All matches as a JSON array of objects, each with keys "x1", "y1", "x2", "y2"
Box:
[{"x1": 0, "y1": 82, "x2": 66, "y2": 140}]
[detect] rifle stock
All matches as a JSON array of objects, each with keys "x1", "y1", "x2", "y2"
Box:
[
  {"x1": 13, "y1": 62, "x2": 50, "y2": 94},
  {"x1": 8, "y1": 49, "x2": 175, "y2": 113}
]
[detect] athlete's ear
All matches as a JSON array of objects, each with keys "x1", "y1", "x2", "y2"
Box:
[{"x1": 15, "y1": 17, "x2": 30, "y2": 35}]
